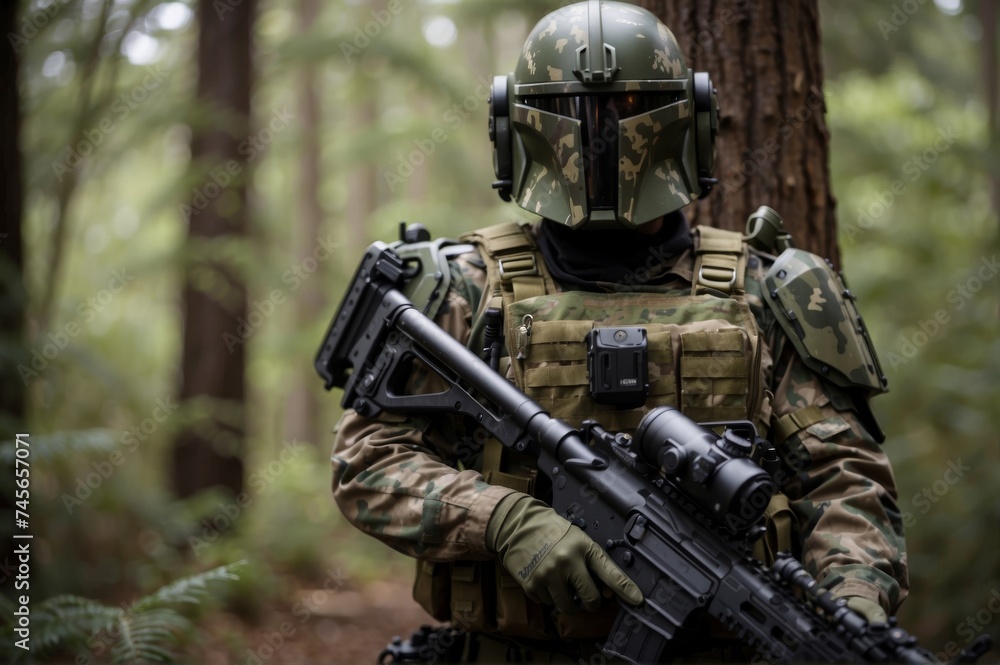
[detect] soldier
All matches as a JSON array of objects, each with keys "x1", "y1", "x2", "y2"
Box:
[{"x1": 331, "y1": 1, "x2": 907, "y2": 661}]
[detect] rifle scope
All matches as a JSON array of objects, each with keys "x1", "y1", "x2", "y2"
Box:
[{"x1": 633, "y1": 406, "x2": 776, "y2": 532}]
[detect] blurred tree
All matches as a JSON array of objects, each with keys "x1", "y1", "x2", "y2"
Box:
[
  {"x1": 282, "y1": 0, "x2": 324, "y2": 447},
  {"x1": 34, "y1": 0, "x2": 114, "y2": 335},
  {"x1": 637, "y1": 0, "x2": 840, "y2": 260},
  {"x1": 171, "y1": 0, "x2": 255, "y2": 497},
  {"x1": 981, "y1": 0, "x2": 998, "y2": 221},
  {"x1": 1, "y1": 0, "x2": 25, "y2": 440}
]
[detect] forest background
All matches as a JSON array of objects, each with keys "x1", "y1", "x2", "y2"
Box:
[{"x1": 0, "y1": 0, "x2": 997, "y2": 663}]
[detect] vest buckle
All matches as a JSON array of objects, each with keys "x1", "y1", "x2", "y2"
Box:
[
  {"x1": 698, "y1": 265, "x2": 737, "y2": 291},
  {"x1": 498, "y1": 252, "x2": 538, "y2": 282}
]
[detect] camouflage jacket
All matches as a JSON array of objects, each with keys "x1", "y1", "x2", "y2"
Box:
[{"x1": 331, "y1": 223, "x2": 909, "y2": 614}]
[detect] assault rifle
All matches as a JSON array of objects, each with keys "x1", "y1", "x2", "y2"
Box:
[{"x1": 316, "y1": 241, "x2": 992, "y2": 664}]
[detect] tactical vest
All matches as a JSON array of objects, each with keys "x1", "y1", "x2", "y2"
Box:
[{"x1": 413, "y1": 221, "x2": 793, "y2": 641}]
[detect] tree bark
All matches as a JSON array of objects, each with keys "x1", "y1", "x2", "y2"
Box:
[
  {"x1": 172, "y1": 0, "x2": 255, "y2": 497},
  {"x1": 635, "y1": 0, "x2": 839, "y2": 262}
]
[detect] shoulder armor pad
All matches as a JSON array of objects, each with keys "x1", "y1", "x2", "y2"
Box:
[
  {"x1": 393, "y1": 236, "x2": 475, "y2": 321},
  {"x1": 762, "y1": 248, "x2": 888, "y2": 393}
]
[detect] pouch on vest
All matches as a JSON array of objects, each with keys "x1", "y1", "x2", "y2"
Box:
[
  {"x1": 412, "y1": 560, "x2": 451, "y2": 621},
  {"x1": 751, "y1": 492, "x2": 797, "y2": 566},
  {"x1": 494, "y1": 563, "x2": 553, "y2": 639},
  {"x1": 679, "y1": 328, "x2": 755, "y2": 423},
  {"x1": 449, "y1": 561, "x2": 497, "y2": 633},
  {"x1": 505, "y1": 292, "x2": 764, "y2": 433}
]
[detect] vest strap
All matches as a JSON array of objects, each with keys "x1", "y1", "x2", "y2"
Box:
[
  {"x1": 460, "y1": 222, "x2": 556, "y2": 303},
  {"x1": 693, "y1": 226, "x2": 746, "y2": 296}
]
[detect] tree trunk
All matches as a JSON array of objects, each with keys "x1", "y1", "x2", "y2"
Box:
[
  {"x1": 282, "y1": 0, "x2": 323, "y2": 447},
  {"x1": 172, "y1": 0, "x2": 255, "y2": 498},
  {"x1": 0, "y1": 0, "x2": 25, "y2": 439},
  {"x1": 635, "y1": 0, "x2": 839, "y2": 262}
]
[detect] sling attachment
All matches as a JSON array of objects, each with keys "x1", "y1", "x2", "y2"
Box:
[{"x1": 482, "y1": 307, "x2": 503, "y2": 371}]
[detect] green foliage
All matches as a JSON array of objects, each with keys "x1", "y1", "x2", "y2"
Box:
[
  {"x1": 822, "y1": 0, "x2": 999, "y2": 648},
  {"x1": 0, "y1": 563, "x2": 244, "y2": 664}
]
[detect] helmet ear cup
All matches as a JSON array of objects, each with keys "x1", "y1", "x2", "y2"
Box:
[
  {"x1": 693, "y1": 71, "x2": 719, "y2": 192},
  {"x1": 489, "y1": 74, "x2": 513, "y2": 202}
]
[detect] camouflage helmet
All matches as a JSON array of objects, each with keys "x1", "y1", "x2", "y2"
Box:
[{"x1": 488, "y1": 0, "x2": 719, "y2": 230}]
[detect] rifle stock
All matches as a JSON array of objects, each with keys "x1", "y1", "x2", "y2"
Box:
[{"x1": 316, "y1": 243, "x2": 991, "y2": 664}]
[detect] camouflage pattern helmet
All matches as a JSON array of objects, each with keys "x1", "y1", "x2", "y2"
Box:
[{"x1": 488, "y1": 0, "x2": 719, "y2": 230}]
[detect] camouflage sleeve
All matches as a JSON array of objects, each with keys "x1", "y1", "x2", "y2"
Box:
[
  {"x1": 767, "y1": 336, "x2": 910, "y2": 613},
  {"x1": 330, "y1": 253, "x2": 518, "y2": 562}
]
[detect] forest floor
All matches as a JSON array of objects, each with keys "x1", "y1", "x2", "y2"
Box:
[{"x1": 194, "y1": 573, "x2": 435, "y2": 665}]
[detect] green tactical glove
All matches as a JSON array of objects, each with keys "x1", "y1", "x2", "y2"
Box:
[
  {"x1": 486, "y1": 493, "x2": 643, "y2": 615},
  {"x1": 845, "y1": 596, "x2": 888, "y2": 623}
]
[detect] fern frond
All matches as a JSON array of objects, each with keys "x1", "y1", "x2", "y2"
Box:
[
  {"x1": 33, "y1": 595, "x2": 121, "y2": 653},
  {"x1": 24, "y1": 562, "x2": 245, "y2": 664},
  {"x1": 112, "y1": 608, "x2": 190, "y2": 664},
  {"x1": 131, "y1": 561, "x2": 247, "y2": 612}
]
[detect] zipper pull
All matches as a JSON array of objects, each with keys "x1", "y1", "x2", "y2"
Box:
[{"x1": 515, "y1": 314, "x2": 533, "y2": 359}]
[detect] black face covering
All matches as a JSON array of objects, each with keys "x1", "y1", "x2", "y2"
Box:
[{"x1": 536, "y1": 210, "x2": 692, "y2": 291}]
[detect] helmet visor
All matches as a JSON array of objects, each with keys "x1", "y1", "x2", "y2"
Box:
[{"x1": 522, "y1": 92, "x2": 684, "y2": 214}]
